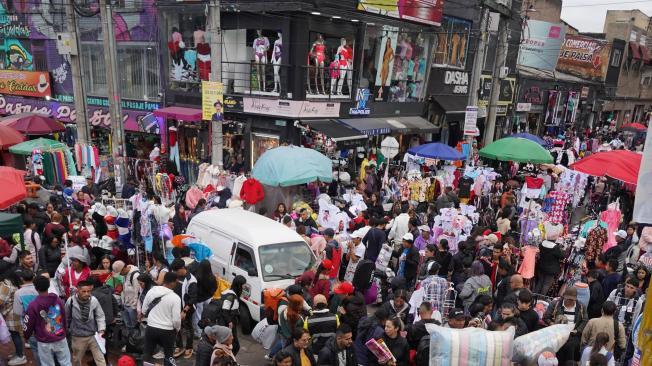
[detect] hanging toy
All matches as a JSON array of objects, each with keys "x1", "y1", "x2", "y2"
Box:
[
  {"x1": 116, "y1": 208, "x2": 133, "y2": 249},
  {"x1": 104, "y1": 205, "x2": 119, "y2": 240},
  {"x1": 32, "y1": 149, "x2": 44, "y2": 176}
]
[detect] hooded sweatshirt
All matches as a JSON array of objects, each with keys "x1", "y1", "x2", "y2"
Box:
[
  {"x1": 24, "y1": 293, "x2": 67, "y2": 343},
  {"x1": 142, "y1": 285, "x2": 181, "y2": 331},
  {"x1": 459, "y1": 274, "x2": 492, "y2": 309},
  {"x1": 65, "y1": 295, "x2": 106, "y2": 337}
]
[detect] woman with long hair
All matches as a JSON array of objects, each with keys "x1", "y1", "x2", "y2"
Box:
[
  {"x1": 148, "y1": 252, "x2": 169, "y2": 285},
  {"x1": 219, "y1": 275, "x2": 246, "y2": 355},
  {"x1": 279, "y1": 294, "x2": 305, "y2": 346},
  {"x1": 635, "y1": 265, "x2": 650, "y2": 293},
  {"x1": 459, "y1": 260, "x2": 492, "y2": 311},
  {"x1": 579, "y1": 332, "x2": 614, "y2": 366},
  {"x1": 137, "y1": 273, "x2": 155, "y2": 320},
  {"x1": 381, "y1": 317, "x2": 409, "y2": 366},
  {"x1": 195, "y1": 259, "x2": 218, "y2": 335},
  {"x1": 172, "y1": 204, "x2": 189, "y2": 235},
  {"x1": 272, "y1": 203, "x2": 288, "y2": 222}
]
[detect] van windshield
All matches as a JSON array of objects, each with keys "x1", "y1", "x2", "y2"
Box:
[{"x1": 258, "y1": 241, "x2": 315, "y2": 282}]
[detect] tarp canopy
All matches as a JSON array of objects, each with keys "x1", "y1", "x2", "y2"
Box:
[
  {"x1": 0, "y1": 212, "x2": 23, "y2": 238},
  {"x1": 570, "y1": 150, "x2": 641, "y2": 185},
  {"x1": 9, "y1": 137, "x2": 67, "y2": 155},
  {"x1": 252, "y1": 145, "x2": 332, "y2": 187},
  {"x1": 0, "y1": 167, "x2": 26, "y2": 209},
  {"x1": 479, "y1": 137, "x2": 554, "y2": 163}
]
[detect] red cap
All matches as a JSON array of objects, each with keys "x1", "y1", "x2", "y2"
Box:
[
  {"x1": 117, "y1": 356, "x2": 137, "y2": 366},
  {"x1": 321, "y1": 259, "x2": 334, "y2": 271},
  {"x1": 493, "y1": 232, "x2": 502, "y2": 242},
  {"x1": 334, "y1": 281, "x2": 354, "y2": 295}
]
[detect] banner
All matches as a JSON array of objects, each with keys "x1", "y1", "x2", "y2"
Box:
[
  {"x1": 634, "y1": 123, "x2": 652, "y2": 223},
  {"x1": 357, "y1": 0, "x2": 443, "y2": 26},
  {"x1": 202, "y1": 81, "x2": 224, "y2": 121},
  {"x1": 463, "y1": 106, "x2": 479, "y2": 136},
  {"x1": 557, "y1": 35, "x2": 610, "y2": 81},
  {"x1": 518, "y1": 20, "x2": 566, "y2": 71},
  {"x1": 0, "y1": 70, "x2": 51, "y2": 98},
  {"x1": 544, "y1": 90, "x2": 559, "y2": 126},
  {"x1": 242, "y1": 97, "x2": 340, "y2": 118}
]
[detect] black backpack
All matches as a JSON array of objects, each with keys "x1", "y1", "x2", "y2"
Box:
[
  {"x1": 416, "y1": 334, "x2": 431, "y2": 366},
  {"x1": 199, "y1": 292, "x2": 237, "y2": 328},
  {"x1": 352, "y1": 259, "x2": 375, "y2": 292}
]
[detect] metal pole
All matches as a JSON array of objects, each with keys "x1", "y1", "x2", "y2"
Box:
[
  {"x1": 99, "y1": 0, "x2": 126, "y2": 192},
  {"x1": 209, "y1": 0, "x2": 223, "y2": 167},
  {"x1": 483, "y1": 15, "x2": 508, "y2": 145},
  {"x1": 64, "y1": 0, "x2": 90, "y2": 148},
  {"x1": 466, "y1": 6, "x2": 489, "y2": 161}
]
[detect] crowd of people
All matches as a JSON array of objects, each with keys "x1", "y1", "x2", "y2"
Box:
[{"x1": 0, "y1": 128, "x2": 650, "y2": 366}]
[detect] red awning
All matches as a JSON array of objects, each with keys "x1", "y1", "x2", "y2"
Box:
[
  {"x1": 153, "y1": 106, "x2": 203, "y2": 121},
  {"x1": 0, "y1": 167, "x2": 26, "y2": 209},
  {"x1": 640, "y1": 44, "x2": 651, "y2": 62},
  {"x1": 629, "y1": 42, "x2": 641, "y2": 59}
]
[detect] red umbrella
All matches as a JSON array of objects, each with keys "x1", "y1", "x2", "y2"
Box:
[
  {"x1": 621, "y1": 122, "x2": 647, "y2": 132},
  {"x1": 0, "y1": 113, "x2": 64, "y2": 135},
  {"x1": 0, "y1": 125, "x2": 25, "y2": 149},
  {"x1": 570, "y1": 150, "x2": 642, "y2": 185},
  {"x1": 0, "y1": 167, "x2": 26, "y2": 209}
]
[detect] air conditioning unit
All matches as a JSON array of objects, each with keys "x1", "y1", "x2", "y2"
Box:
[{"x1": 499, "y1": 66, "x2": 510, "y2": 79}]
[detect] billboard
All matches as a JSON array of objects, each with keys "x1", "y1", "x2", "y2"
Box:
[
  {"x1": 518, "y1": 20, "x2": 566, "y2": 71},
  {"x1": 0, "y1": 70, "x2": 51, "y2": 98},
  {"x1": 557, "y1": 34, "x2": 610, "y2": 81},
  {"x1": 202, "y1": 81, "x2": 224, "y2": 121},
  {"x1": 357, "y1": 0, "x2": 443, "y2": 26}
]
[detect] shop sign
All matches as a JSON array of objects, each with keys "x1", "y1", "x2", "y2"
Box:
[
  {"x1": 0, "y1": 11, "x2": 31, "y2": 38},
  {"x1": 349, "y1": 88, "x2": 371, "y2": 116},
  {"x1": 85, "y1": 96, "x2": 160, "y2": 112},
  {"x1": 201, "y1": 81, "x2": 224, "y2": 121},
  {"x1": 243, "y1": 97, "x2": 340, "y2": 118},
  {"x1": 444, "y1": 70, "x2": 469, "y2": 94},
  {"x1": 357, "y1": 0, "x2": 443, "y2": 26},
  {"x1": 463, "y1": 106, "x2": 479, "y2": 136},
  {"x1": 557, "y1": 34, "x2": 610, "y2": 82},
  {"x1": 496, "y1": 105, "x2": 508, "y2": 116},
  {"x1": 518, "y1": 20, "x2": 566, "y2": 72},
  {"x1": 581, "y1": 86, "x2": 590, "y2": 99},
  {"x1": 516, "y1": 103, "x2": 532, "y2": 112},
  {"x1": 0, "y1": 70, "x2": 51, "y2": 98},
  {"x1": 223, "y1": 95, "x2": 244, "y2": 112},
  {"x1": 498, "y1": 78, "x2": 516, "y2": 105},
  {"x1": 522, "y1": 86, "x2": 543, "y2": 104}
]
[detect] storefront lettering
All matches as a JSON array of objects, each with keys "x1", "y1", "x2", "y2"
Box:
[
  {"x1": 0, "y1": 95, "x2": 76, "y2": 121},
  {"x1": 444, "y1": 70, "x2": 469, "y2": 94},
  {"x1": 247, "y1": 98, "x2": 273, "y2": 114},
  {"x1": 523, "y1": 87, "x2": 542, "y2": 104},
  {"x1": 89, "y1": 109, "x2": 130, "y2": 127}
]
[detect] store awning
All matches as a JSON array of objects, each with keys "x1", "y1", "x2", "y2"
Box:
[
  {"x1": 338, "y1": 116, "x2": 437, "y2": 136},
  {"x1": 629, "y1": 42, "x2": 641, "y2": 60},
  {"x1": 302, "y1": 119, "x2": 367, "y2": 142},
  {"x1": 640, "y1": 44, "x2": 651, "y2": 63},
  {"x1": 153, "y1": 106, "x2": 203, "y2": 121},
  {"x1": 431, "y1": 96, "x2": 468, "y2": 114}
]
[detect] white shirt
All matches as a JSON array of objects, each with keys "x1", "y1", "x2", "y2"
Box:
[
  {"x1": 579, "y1": 346, "x2": 615, "y2": 366},
  {"x1": 142, "y1": 286, "x2": 181, "y2": 331}
]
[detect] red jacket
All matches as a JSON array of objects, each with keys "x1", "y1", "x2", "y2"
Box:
[
  {"x1": 239, "y1": 178, "x2": 265, "y2": 204},
  {"x1": 0, "y1": 238, "x2": 11, "y2": 258},
  {"x1": 61, "y1": 266, "x2": 91, "y2": 298}
]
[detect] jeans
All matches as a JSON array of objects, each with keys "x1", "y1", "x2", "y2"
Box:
[
  {"x1": 193, "y1": 299, "x2": 211, "y2": 337},
  {"x1": 71, "y1": 335, "x2": 106, "y2": 366},
  {"x1": 10, "y1": 330, "x2": 24, "y2": 357},
  {"x1": 38, "y1": 339, "x2": 72, "y2": 366},
  {"x1": 144, "y1": 326, "x2": 177, "y2": 366},
  {"x1": 122, "y1": 307, "x2": 138, "y2": 330},
  {"x1": 28, "y1": 337, "x2": 41, "y2": 366},
  {"x1": 176, "y1": 309, "x2": 194, "y2": 350},
  {"x1": 269, "y1": 336, "x2": 287, "y2": 357},
  {"x1": 534, "y1": 274, "x2": 556, "y2": 297}
]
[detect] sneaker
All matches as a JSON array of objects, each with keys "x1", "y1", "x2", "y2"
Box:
[
  {"x1": 264, "y1": 355, "x2": 273, "y2": 361},
  {"x1": 153, "y1": 351, "x2": 165, "y2": 359},
  {"x1": 24, "y1": 343, "x2": 31, "y2": 349},
  {"x1": 8, "y1": 355, "x2": 27, "y2": 365}
]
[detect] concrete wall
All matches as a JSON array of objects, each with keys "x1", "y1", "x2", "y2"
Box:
[{"x1": 522, "y1": 0, "x2": 562, "y2": 23}]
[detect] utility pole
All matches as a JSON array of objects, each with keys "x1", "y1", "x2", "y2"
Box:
[
  {"x1": 99, "y1": 0, "x2": 126, "y2": 191},
  {"x1": 64, "y1": 0, "x2": 89, "y2": 147},
  {"x1": 208, "y1": 0, "x2": 223, "y2": 167},
  {"x1": 466, "y1": 6, "x2": 489, "y2": 160},
  {"x1": 483, "y1": 15, "x2": 508, "y2": 144}
]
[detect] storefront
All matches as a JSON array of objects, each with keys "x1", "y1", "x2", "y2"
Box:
[{"x1": 427, "y1": 68, "x2": 471, "y2": 145}]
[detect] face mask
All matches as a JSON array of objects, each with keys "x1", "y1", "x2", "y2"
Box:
[{"x1": 73, "y1": 225, "x2": 80, "y2": 230}]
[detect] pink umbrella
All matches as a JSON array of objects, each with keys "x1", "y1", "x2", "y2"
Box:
[
  {"x1": 0, "y1": 113, "x2": 65, "y2": 135},
  {"x1": 0, "y1": 125, "x2": 25, "y2": 149}
]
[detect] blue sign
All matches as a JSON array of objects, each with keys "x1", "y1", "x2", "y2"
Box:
[{"x1": 349, "y1": 88, "x2": 371, "y2": 116}]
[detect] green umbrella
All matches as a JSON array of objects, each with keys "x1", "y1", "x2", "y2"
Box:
[
  {"x1": 479, "y1": 137, "x2": 553, "y2": 163},
  {"x1": 8, "y1": 137, "x2": 67, "y2": 155}
]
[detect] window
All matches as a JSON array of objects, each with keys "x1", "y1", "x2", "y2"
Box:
[
  {"x1": 258, "y1": 242, "x2": 315, "y2": 282},
  {"x1": 233, "y1": 244, "x2": 256, "y2": 273},
  {"x1": 611, "y1": 49, "x2": 622, "y2": 67},
  {"x1": 31, "y1": 40, "x2": 47, "y2": 71},
  {"x1": 81, "y1": 42, "x2": 159, "y2": 100},
  {"x1": 432, "y1": 16, "x2": 472, "y2": 69}
]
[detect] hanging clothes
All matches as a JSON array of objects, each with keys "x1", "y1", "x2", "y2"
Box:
[
  {"x1": 547, "y1": 191, "x2": 571, "y2": 224},
  {"x1": 584, "y1": 226, "x2": 607, "y2": 262},
  {"x1": 600, "y1": 204, "x2": 622, "y2": 250}
]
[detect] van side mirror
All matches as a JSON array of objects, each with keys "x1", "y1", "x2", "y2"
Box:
[{"x1": 247, "y1": 268, "x2": 258, "y2": 277}]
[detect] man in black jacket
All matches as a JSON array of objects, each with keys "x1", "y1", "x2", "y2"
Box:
[
  {"x1": 406, "y1": 302, "x2": 440, "y2": 350},
  {"x1": 305, "y1": 294, "x2": 338, "y2": 355},
  {"x1": 586, "y1": 270, "x2": 605, "y2": 319},
  {"x1": 397, "y1": 233, "x2": 420, "y2": 289},
  {"x1": 195, "y1": 325, "x2": 233, "y2": 366},
  {"x1": 362, "y1": 217, "x2": 387, "y2": 263},
  {"x1": 318, "y1": 324, "x2": 357, "y2": 366}
]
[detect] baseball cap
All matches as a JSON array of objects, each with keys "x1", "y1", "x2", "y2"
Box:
[
  {"x1": 402, "y1": 233, "x2": 414, "y2": 242},
  {"x1": 322, "y1": 228, "x2": 335, "y2": 237},
  {"x1": 418, "y1": 225, "x2": 430, "y2": 232},
  {"x1": 321, "y1": 259, "x2": 334, "y2": 271},
  {"x1": 351, "y1": 229, "x2": 365, "y2": 239},
  {"x1": 334, "y1": 281, "x2": 354, "y2": 295},
  {"x1": 449, "y1": 308, "x2": 465, "y2": 319},
  {"x1": 563, "y1": 286, "x2": 577, "y2": 300},
  {"x1": 112, "y1": 260, "x2": 125, "y2": 275},
  {"x1": 117, "y1": 355, "x2": 136, "y2": 366},
  {"x1": 614, "y1": 230, "x2": 627, "y2": 239}
]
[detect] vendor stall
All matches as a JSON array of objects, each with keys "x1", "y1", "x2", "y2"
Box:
[{"x1": 9, "y1": 138, "x2": 77, "y2": 185}]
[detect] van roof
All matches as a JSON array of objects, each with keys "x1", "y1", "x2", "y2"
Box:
[{"x1": 190, "y1": 208, "x2": 305, "y2": 246}]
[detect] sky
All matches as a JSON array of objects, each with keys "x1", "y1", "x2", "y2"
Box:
[{"x1": 559, "y1": 0, "x2": 652, "y2": 33}]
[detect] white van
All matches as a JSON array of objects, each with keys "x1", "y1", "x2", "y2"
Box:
[{"x1": 186, "y1": 209, "x2": 316, "y2": 327}]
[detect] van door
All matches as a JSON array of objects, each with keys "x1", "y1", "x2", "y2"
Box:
[
  {"x1": 187, "y1": 223, "x2": 233, "y2": 278},
  {"x1": 230, "y1": 243, "x2": 260, "y2": 306}
]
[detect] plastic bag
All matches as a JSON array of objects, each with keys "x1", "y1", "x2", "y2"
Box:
[
  {"x1": 0, "y1": 314, "x2": 10, "y2": 344},
  {"x1": 426, "y1": 323, "x2": 514, "y2": 366},
  {"x1": 251, "y1": 318, "x2": 278, "y2": 350},
  {"x1": 512, "y1": 324, "x2": 572, "y2": 365}
]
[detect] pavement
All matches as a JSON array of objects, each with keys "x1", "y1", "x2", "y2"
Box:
[{"x1": 0, "y1": 330, "x2": 268, "y2": 365}]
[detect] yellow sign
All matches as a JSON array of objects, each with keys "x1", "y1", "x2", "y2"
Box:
[{"x1": 201, "y1": 81, "x2": 224, "y2": 121}]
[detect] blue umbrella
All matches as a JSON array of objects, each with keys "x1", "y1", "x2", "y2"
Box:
[
  {"x1": 252, "y1": 145, "x2": 333, "y2": 187},
  {"x1": 407, "y1": 142, "x2": 465, "y2": 161},
  {"x1": 509, "y1": 132, "x2": 546, "y2": 146}
]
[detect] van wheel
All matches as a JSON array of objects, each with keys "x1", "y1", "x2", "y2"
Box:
[{"x1": 240, "y1": 305, "x2": 254, "y2": 335}]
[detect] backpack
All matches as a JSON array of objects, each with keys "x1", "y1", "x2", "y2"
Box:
[
  {"x1": 199, "y1": 298, "x2": 223, "y2": 328},
  {"x1": 263, "y1": 288, "x2": 286, "y2": 322},
  {"x1": 415, "y1": 334, "x2": 431, "y2": 366}
]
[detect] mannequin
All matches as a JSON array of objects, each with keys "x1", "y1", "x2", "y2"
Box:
[
  {"x1": 310, "y1": 34, "x2": 326, "y2": 94},
  {"x1": 272, "y1": 32, "x2": 282, "y2": 94},
  {"x1": 329, "y1": 55, "x2": 341, "y2": 95},
  {"x1": 252, "y1": 29, "x2": 269, "y2": 91},
  {"x1": 378, "y1": 35, "x2": 394, "y2": 100},
  {"x1": 337, "y1": 38, "x2": 353, "y2": 95}
]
